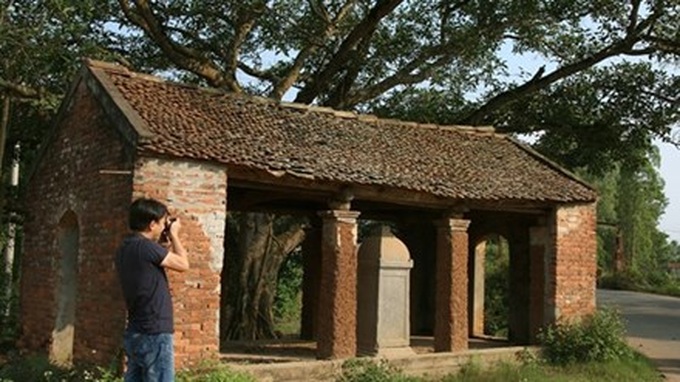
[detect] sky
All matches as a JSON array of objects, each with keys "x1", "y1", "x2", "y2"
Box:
[
  {"x1": 251, "y1": 40, "x2": 680, "y2": 243},
  {"x1": 496, "y1": 44, "x2": 679, "y2": 243},
  {"x1": 658, "y1": 141, "x2": 680, "y2": 243}
]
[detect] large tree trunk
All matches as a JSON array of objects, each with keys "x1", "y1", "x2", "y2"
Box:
[{"x1": 220, "y1": 212, "x2": 306, "y2": 344}]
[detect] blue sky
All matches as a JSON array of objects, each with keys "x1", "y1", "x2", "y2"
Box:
[
  {"x1": 245, "y1": 41, "x2": 680, "y2": 242},
  {"x1": 659, "y1": 140, "x2": 680, "y2": 242}
]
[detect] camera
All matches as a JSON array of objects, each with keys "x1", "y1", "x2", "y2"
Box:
[{"x1": 160, "y1": 217, "x2": 177, "y2": 243}]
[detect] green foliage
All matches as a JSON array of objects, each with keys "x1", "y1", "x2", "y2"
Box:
[
  {"x1": 483, "y1": 236, "x2": 509, "y2": 337},
  {"x1": 176, "y1": 365, "x2": 255, "y2": 382},
  {"x1": 273, "y1": 248, "x2": 303, "y2": 335},
  {"x1": 503, "y1": 63, "x2": 677, "y2": 175},
  {"x1": 0, "y1": 355, "x2": 121, "y2": 382},
  {"x1": 598, "y1": 268, "x2": 680, "y2": 298},
  {"x1": 0, "y1": 355, "x2": 256, "y2": 382},
  {"x1": 539, "y1": 309, "x2": 633, "y2": 365},
  {"x1": 337, "y1": 359, "x2": 419, "y2": 382},
  {"x1": 441, "y1": 356, "x2": 662, "y2": 382},
  {"x1": 580, "y1": 149, "x2": 676, "y2": 293}
]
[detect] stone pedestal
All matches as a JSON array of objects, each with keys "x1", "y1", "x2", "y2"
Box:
[{"x1": 357, "y1": 226, "x2": 414, "y2": 357}]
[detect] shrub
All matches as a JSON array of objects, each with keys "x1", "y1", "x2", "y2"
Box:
[
  {"x1": 0, "y1": 355, "x2": 121, "y2": 382},
  {"x1": 177, "y1": 367, "x2": 255, "y2": 382},
  {"x1": 337, "y1": 359, "x2": 419, "y2": 382},
  {"x1": 539, "y1": 308, "x2": 633, "y2": 365}
]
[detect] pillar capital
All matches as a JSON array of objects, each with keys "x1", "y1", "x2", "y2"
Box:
[
  {"x1": 434, "y1": 217, "x2": 470, "y2": 232},
  {"x1": 318, "y1": 210, "x2": 361, "y2": 223}
]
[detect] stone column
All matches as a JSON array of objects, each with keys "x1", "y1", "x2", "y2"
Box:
[
  {"x1": 434, "y1": 215, "x2": 470, "y2": 352},
  {"x1": 300, "y1": 220, "x2": 322, "y2": 340},
  {"x1": 470, "y1": 241, "x2": 485, "y2": 337},
  {"x1": 316, "y1": 210, "x2": 360, "y2": 359},
  {"x1": 529, "y1": 222, "x2": 547, "y2": 342}
]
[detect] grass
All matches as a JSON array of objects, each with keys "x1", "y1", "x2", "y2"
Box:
[
  {"x1": 0, "y1": 351, "x2": 663, "y2": 382},
  {"x1": 440, "y1": 353, "x2": 661, "y2": 382}
]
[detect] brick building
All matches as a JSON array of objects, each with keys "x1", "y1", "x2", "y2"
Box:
[{"x1": 20, "y1": 60, "x2": 597, "y2": 368}]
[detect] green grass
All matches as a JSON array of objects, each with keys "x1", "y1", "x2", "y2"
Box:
[
  {"x1": 334, "y1": 351, "x2": 662, "y2": 382},
  {"x1": 440, "y1": 353, "x2": 661, "y2": 382},
  {"x1": 0, "y1": 351, "x2": 662, "y2": 382}
]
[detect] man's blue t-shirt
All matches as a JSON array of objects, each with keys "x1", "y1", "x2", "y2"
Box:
[{"x1": 115, "y1": 234, "x2": 173, "y2": 334}]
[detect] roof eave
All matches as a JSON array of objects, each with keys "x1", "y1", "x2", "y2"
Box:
[
  {"x1": 506, "y1": 135, "x2": 598, "y2": 202},
  {"x1": 81, "y1": 59, "x2": 154, "y2": 148}
]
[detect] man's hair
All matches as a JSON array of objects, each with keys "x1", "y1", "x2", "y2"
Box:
[{"x1": 129, "y1": 198, "x2": 168, "y2": 231}]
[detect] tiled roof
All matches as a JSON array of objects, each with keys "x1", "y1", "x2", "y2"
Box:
[{"x1": 88, "y1": 61, "x2": 596, "y2": 203}]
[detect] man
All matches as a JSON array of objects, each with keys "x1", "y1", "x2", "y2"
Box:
[{"x1": 116, "y1": 198, "x2": 189, "y2": 381}]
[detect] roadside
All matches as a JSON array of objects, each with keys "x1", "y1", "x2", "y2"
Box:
[{"x1": 598, "y1": 289, "x2": 680, "y2": 381}]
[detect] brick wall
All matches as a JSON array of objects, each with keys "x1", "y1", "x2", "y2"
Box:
[
  {"x1": 316, "y1": 210, "x2": 360, "y2": 359},
  {"x1": 547, "y1": 203, "x2": 597, "y2": 321},
  {"x1": 132, "y1": 157, "x2": 227, "y2": 368},
  {"x1": 20, "y1": 80, "x2": 133, "y2": 365}
]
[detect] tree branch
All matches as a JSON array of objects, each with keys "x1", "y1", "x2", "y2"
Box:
[
  {"x1": 294, "y1": 0, "x2": 404, "y2": 104},
  {"x1": 460, "y1": 42, "x2": 632, "y2": 125},
  {"x1": 118, "y1": 0, "x2": 240, "y2": 91},
  {"x1": 269, "y1": 0, "x2": 357, "y2": 100},
  {"x1": 626, "y1": 0, "x2": 642, "y2": 35},
  {"x1": 341, "y1": 49, "x2": 454, "y2": 108},
  {"x1": 642, "y1": 35, "x2": 680, "y2": 55},
  {"x1": 0, "y1": 78, "x2": 43, "y2": 100},
  {"x1": 225, "y1": 4, "x2": 266, "y2": 79},
  {"x1": 238, "y1": 62, "x2": 281, "y2": 83},
  {"x1": 640, "y1": 90, "x2": 679, "y2": 106},
  {"x1": 325, "y1": 35, "x2": 372, "y2": 107},
  {"x1": 460, "y1": 0, "x2": 660, "y2": 127}
]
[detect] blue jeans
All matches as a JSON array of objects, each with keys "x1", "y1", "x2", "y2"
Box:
[{"x1": 123, "y1": 331, "x2": 174, "y2": 382}]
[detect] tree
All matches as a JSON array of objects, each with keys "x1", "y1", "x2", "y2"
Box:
[
  {"x1": 97, "y1": 0, "x2": 680, "y2": 339},
  {"x1": 0, "y1": 0, "x2": 115, "y2": 187},
  {"x1": 617, "y1": 151, "x2": 669, "y2": 281},
  {"x1": 0, "y1": 0, "x2": 115, "y2": 332}
]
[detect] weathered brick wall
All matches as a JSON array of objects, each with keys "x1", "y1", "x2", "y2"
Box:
[
  {"x1": 132, "y1": 157, "x2": 227, "y2": 368},
  {"x1": 316, "y1": 210, "x2": 360, "y2": 359},
  {"x1": 547, "y1": 203, "x2": 597, "y2": 321},
  {"x1": 434, "y1": 217, "x2": 469, "y2": 352},
  {"x1": 20, "y1": 80, "x2": 132, "y2": 365}
]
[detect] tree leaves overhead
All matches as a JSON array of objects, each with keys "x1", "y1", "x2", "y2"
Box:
[
  {"x1": 108, "y1": 1, "x2": 678, "y2": 164},
  {"x1": 1, "y1": 0, "x2": 113, "y2": 104},
  {"x1": 0, "y1": 0, "x2": 116, "y2": 178},
  {"x1": 498, "y1": 62, "x2": 679, "y2": 174}
]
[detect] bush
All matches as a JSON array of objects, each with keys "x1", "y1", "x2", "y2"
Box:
[
  {"x1": 0, "y1": 354, "x2": 121, "y2": 382},
  {"x1": 177, "y1": 367, "x2": 255, "y2": 382},
  {"x1": 337, "y1": 359, "x2": 419, "y2": 382},
  {"x1": 539, "y1": 308, "x2": 633, "y2": 365}
]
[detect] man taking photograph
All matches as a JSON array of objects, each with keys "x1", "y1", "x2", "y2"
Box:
[{"x1": 116, "y1": 198, "x2": 189, "y2": 381}]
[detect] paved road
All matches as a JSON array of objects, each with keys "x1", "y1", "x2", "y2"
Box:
[{"x1": 597, "y1": 289, "x2": 680, "y2": 381}]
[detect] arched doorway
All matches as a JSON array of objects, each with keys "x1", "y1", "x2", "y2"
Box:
[
  {"x1": 50, "y1": 211, "x2": 79, "y2": 366},
  {"x1": 470, "y1": 234, "x2": 509, "y2": 339}
]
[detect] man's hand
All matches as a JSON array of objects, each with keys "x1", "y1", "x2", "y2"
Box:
[{"x1": 160, "y1": 217, "x2": 190, "y2": 272}]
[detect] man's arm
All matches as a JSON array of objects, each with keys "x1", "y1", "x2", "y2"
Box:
[{"x1": 160, "y1": 218, "x2": 190, "y2": 272}]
